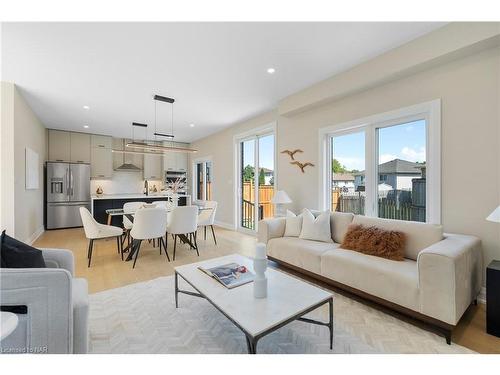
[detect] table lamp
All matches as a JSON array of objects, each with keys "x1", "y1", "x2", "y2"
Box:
[
  {"x1": 271, "y1": 190, "x2": 292, "y2": 217},
  {"x1": 487, "y1": 205, "x2": 500, "y2": 223}
]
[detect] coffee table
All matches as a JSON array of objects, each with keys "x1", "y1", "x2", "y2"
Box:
[{"x1": 174, "y1": 254, "x2": 333, "y2": 354}]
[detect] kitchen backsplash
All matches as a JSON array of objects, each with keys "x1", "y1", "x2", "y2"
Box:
[{"x1": 91, "y1": 171, "x2": 163, "y2": 195}]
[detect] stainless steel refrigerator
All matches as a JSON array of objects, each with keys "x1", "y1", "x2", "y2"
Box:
[{"x1": 46, "y1": 162, "x2": 91, "y2": 229}]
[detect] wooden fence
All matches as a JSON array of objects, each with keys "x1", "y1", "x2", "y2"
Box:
[
  {"x1": 331, "y1": 187, "x2": 426, "y2": 222},
  {"x1": 206, "y1": 181, "x2": 212, "y2": 200},
  {"x1": 243, "y1": 181, "x2": 274, "y2": 219}
]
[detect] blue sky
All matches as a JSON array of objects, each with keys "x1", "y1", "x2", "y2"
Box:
[
  {"x1": 332, "y1": 119, "x2": 426, "y2": 171},
  {"x1": 242, "y1": 134, "x2": 275, "y2": 170}
]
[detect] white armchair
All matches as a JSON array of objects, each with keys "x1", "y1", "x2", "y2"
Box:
[{"x1": 0, "y1": 248, "x2": 89, "y2": 354}]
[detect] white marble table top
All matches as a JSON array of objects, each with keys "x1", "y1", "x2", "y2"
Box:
[
  {"x1": 1, "y1": 312, "x2": 19, "y2": 341},
  {"x1": 175, "y1": 254, "x2": 333, "y2": 337}
]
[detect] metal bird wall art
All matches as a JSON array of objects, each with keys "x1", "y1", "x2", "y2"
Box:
[
  {"x1": 290, "y1": 161, "x2": 314, "y2": 173},
  {"x1": 280, "y1": 149, "x2": 303, "y2": 160}
]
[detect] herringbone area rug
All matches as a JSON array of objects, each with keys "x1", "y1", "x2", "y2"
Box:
[{"x1": 89, "y1": 276, "x2": 474, "y2": 354}]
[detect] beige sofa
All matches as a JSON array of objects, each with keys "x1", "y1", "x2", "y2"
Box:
[{"x1": 258, "y1": 212, "x2": 483, "y2": 343}]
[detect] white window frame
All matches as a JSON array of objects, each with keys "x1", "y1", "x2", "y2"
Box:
[
  {"x1": 191, "y1": 156, "x2": 213, "y2": 202},
  {"x1": 233, "y1": 122, "x2": 277, "y2": 234},
  {"x1": 318, "y1": 99, "x2": 441, "y2": 224}
]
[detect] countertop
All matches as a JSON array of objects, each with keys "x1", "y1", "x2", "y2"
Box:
[{"x1": 91, "y1": 193, "x2": 191, "y2": 200}]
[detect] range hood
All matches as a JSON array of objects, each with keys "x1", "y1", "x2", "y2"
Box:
[
  {"x1": 113, "y1": 139, "x2": 142, "y2": 172},
  {"x1": 115, "y1": 162, "x2": 141, "y2": 171}
]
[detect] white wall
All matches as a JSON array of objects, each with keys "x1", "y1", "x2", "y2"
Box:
[
  {"x1": 1, "y1": 82, "x2": 16, "y2": 235},
  {"x1": 1, "y1": 82, "x2": 47, "y2": 243},
  {"x1": 191, "y1": 25, "x2": 500, "y2": 283}
]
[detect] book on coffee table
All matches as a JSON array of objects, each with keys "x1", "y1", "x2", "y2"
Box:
[{"x1": 199, "y1": 262, "x2": 254, "y2": 289}]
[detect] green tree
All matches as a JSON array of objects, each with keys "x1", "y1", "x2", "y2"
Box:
[
  {"x1": 259, "y1": 169, "x2": 266, "y2": 185},
  {"x1": 332, "y1": 158, "x2": 347, "y2": 174},
  {"x1": 243, "y1": 164, "x2": 254, "y2": 182}
]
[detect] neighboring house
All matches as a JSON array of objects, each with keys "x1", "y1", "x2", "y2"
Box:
[
  {"x1": 354, "y1": 159, "x2": 424, "y2": 191},
  {"x1": 261, "y1": 167, "x2": 274, "y2": 185},
  {"x1": 332, "y1": 173, "x2": 355, "y2": 192}
]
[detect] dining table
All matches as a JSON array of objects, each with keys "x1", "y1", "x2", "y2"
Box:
[{"x1": 105, "y1": 206, "x2": 213, "y2": 262}]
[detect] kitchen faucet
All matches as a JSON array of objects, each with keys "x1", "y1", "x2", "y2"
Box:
[{"x1": 144, "y1": 179, "x2": 149, "y2": 196}]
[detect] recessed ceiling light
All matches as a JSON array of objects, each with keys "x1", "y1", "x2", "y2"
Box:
[
  {"x1": 267, "y1": 68, "x2": 276, "y2": 74},
  {"x1": 83, "y1": 105, "x2": 90, "y2": 110},
  {"x1": 83, "y1": 125, "x2": 89, "y2": 129},
  {"x1": 189, "y1": 123, "x2": 195, "y2": 127}
]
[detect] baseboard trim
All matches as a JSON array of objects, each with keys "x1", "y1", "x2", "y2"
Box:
[
  {"x1": 478, "y1": 287, "x2": 486, "y2": 304},
  {"x1": 26, "y1": 225, "x2": 44, "y2": 245},
  {"x1": 214, "y1": 220, "x2": 236, "y2": 231}
]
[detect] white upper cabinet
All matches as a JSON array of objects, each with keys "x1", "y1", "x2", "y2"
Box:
[
  {"x1": 91, "y1": 134, "x2": 112, "y2": 149},
  {"x1": 175, "y1": 152, "x2": 188, "y2": 171},
  {"x1": 48, "y1": 129, "x2": 71, "y2": 162},
  {"x1": 91, "y1": 147, "x2": 113, "y2": 178},
  {"x1": 163, "y1": 142, "x2": 188, "y2": 171},
  {"x1": 70, "y1": 132, "x2": 91, "y2": 163},
  {"x1": 91, "y1": 135, "x2": 113, "y2": 178},
  {"x1": 144, "y1": 153, "x2": 163, "y2": 180},
  {"x1": 163, "y1": 142, "x2": 177, "y2": 171}
]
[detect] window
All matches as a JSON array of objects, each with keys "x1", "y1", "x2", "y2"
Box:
[
  {"x1": 377, "y1": 120, "x2": 426, "y2": 222},
  {"x1": 320, "y1": 100, "x2": 440, "y2": 224},
  {"x1": 330, "y1": 131, "x2": 365, "y2": 214},
  {"x1": 194, "y1": 160, "x2": 212, "y2": 201}
]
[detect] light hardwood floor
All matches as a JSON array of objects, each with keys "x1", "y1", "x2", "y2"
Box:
[{"x1": 34, "y1": 226, "x2": 500, "y2": 353}]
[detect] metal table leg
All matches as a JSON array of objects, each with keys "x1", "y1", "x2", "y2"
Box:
[
  {"x1": 175, "y1": 271, "x2": 179, "y2": 308},
  {"x1": 329, "y1": 297, "x2": 333, "y2": 350}
]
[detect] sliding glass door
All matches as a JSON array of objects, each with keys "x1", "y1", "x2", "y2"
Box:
[{"x1": 239, "y1": 133, "x2": 275, "y2": 232}]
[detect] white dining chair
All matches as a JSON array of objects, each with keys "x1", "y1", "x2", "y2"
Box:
[
  {"x1": 79, "y1": 207, "x2": 124, "y2": 267},
  {"x1": 122, "y1": 201, "x2": 146, "y2": 248},
  {"x1": 153, "y1": 200, "x2": 169, "y2": 208},
  {"x1": 196, "y1": 201, "x2": 218, "y2": 244},
  {"x1": 129, "y1": 206, "x2": 169, "y2": 268},
  {"x1": 166, "y1": 206, "x2": 199, "y2": 261}
]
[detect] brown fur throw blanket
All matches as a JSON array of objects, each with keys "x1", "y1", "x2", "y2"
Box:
[{"x1": 341, "y1": 224, "x2": 406, "y2": 261}]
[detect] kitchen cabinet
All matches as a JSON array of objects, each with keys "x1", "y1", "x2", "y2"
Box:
[
  {"x1": 48, "y1": 129, "x2": 71, "y2": 162},
  {"x1": 163, "y1": 142, "x2": 188, "y2": 172},
  {"x1": 143, "y1": 153, "x2": 163, "y2": 180},
  {"x1": 91, "y1": 134, "x2": 112, "y2": 149},
  {"x1": 175, "y1": 152, "x2": 188, "y2": 172},
  {"x1": 163, "y1": 143, "x2": 177, "y2": 171},
  {"x1": 70, "y1": 132, "x2": 91, "y2": 163},
  {"x1": 91, "y1": 146, "x2": 113, "y2": 178}
]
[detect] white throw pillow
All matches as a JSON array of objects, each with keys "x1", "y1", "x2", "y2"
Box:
[
  {"x1": 284, "y1": 210, "x2": 302, "y2": 237},
  {"x1": 299, "y1": 209, "x2": 333, "y2": 243}
]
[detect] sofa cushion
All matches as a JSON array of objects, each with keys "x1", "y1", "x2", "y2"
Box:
[
  {"x1": 352, "y1": 215, "x2": 443, "y2": 260},
  {"x1": 1, "y1": 230, "x2": 46, "y2": 268},
  {"x1": 330, "y1": 212, "x2": 354, "y2": 243},
  {"x1": 299, "y1": 209, "x2": 333, "y2": 243},
  {"x1": 267, "y1": 237, "x2": 339, "y2": 274},
  {"x1": 321, "y1": 247, "x2": 419, "y2": 311},
  {"x1": 72, "y1": 278, "x2": 89, "y2": 354},
  {"x1": 284, "y1": 210, "x2": 302, "y2": 237}
]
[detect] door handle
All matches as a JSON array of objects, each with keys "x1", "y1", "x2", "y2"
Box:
[
  {"x1": 66, "y1": 169, "x2": 70, "y2": 196},
  {"x1": 70, "y1": 170, "x2": 74, "y2": 195}
]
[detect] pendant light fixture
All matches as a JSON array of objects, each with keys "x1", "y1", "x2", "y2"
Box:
[{"x1": 125, "y1": 94, "x2": 197, "y2": 154}]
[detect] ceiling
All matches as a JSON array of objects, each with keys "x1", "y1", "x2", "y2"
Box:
[{"x1": 1, "y1": 22, "x2": 445, "y2": 143}]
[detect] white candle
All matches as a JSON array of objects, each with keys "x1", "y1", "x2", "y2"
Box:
[{"x1": 255, "y1": 243, "x2": 266, "y2": 259}]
